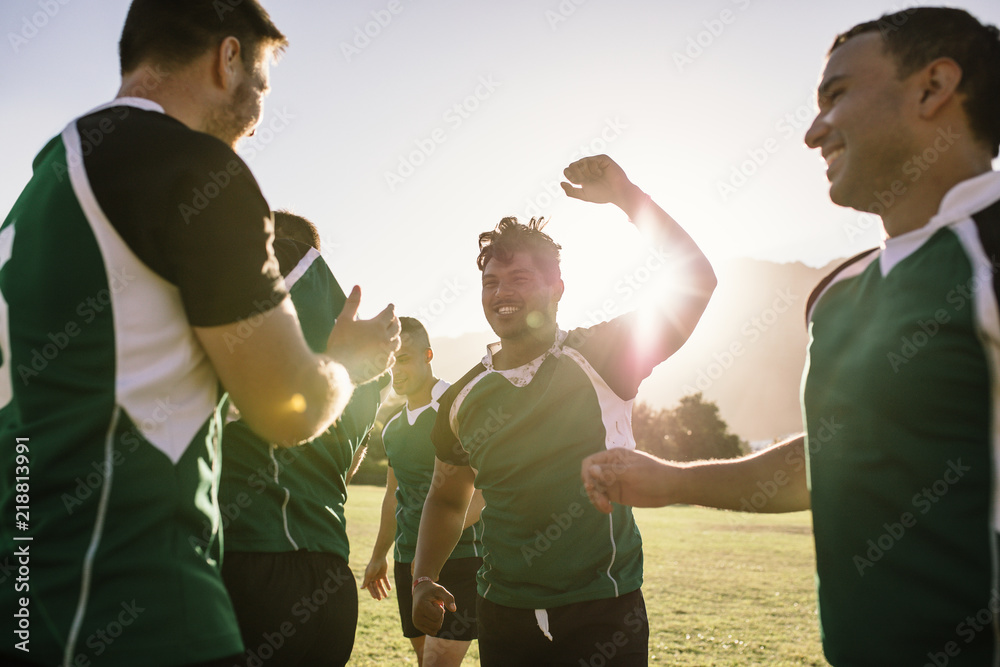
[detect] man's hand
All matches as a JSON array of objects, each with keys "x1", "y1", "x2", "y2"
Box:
[
  {"x1": 326, "y1": 285, "x2": 401, "y2": 385},
  {"x1": 361, "y1": 557, "x2": 391, "y2": 601},
  {"x1": 561, "y1": 154, "x2": 643, "y2": 211},
  {"x1": 412, "y1": 580, "x2": 456, "y2": 636},
  {"x1": 581, "y1": 448, "x2": 676, "y2": 514}
]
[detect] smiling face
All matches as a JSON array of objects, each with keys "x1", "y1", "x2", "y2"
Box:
[
  {"x1": 805, "y1": 32, "x2": 920, "y2": 212},
  {"x1": 390, "y1": 338, "x2": 433, "y2": 400},
  {"x1": 481, "y1": 251, "x2": 563, "y2": 342}
]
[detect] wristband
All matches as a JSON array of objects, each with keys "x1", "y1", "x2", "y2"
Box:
[{"x1": 412, "y1": 576, "x2": 434, "y2": 591}]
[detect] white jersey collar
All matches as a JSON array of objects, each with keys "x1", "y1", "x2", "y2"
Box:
[{"x1": 880, "y1": 171, "x2": 1000, "y2": 277}]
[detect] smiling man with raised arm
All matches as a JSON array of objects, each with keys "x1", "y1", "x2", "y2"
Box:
[{"x1": 410, "y1": 154, "x2": 716, "y2": 666}]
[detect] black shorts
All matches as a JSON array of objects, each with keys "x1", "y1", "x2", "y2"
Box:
[
  {"x1": 476, "y1": 588, "x2": 648, "y2": 667},
  {"x1": 222, "y1": 550, "x2": 358, "y2": 667},
  {"x1": 395, "y1": 556, "x2": 481, "y2": 640}
]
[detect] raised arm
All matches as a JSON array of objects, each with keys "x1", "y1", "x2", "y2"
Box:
[
  {"x1": 582, "y1": 435, "x2": 809, "y2": 514},
  {"x1": 362, "y1": 465, "x2": 399, "y2": 601},
  {"x1": 411, "y1": 459, "x2": 476, "y2": 636},
  {"x1": 562, "y1": 154, "x2": 717, "y2": 358},
  {"x1": 196, "y1": 285, "x2": 400, "y2": 446}
]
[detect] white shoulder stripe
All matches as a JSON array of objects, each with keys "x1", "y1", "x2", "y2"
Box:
[
  {"x1": 807, "y1": 251, "x2": 880, "y2": 324},
  {"x1": 283, "y1": 247, "x2": 322, "y2": 290},
  {"x1": 383, "y1": 409, "x2": 404, "y2": 440},
  {"x1": 560, "y1": 346, "x2": 635, "y2": 451},
  {"x1": 450, "y1": 371, "x2": 491, "y2": 441},
  {"x1": 62, "y1": 121, "x2": 218, "y2": 464}
]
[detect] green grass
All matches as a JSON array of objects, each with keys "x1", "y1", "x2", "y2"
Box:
[{"x1": 345, "y1": 484, "x2": 827, "y2": 666}]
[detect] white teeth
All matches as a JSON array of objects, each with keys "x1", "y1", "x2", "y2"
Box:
[
  {"x1": 825, "y1": 148, "x2": 845, "y2": 166},
  {"x1": 498, "y1": 306, "x2": 520, "y2": 315}
]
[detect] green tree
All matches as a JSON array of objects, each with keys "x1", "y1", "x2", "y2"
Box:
[{"x1": 633, "y1": 393, "x2": 747, "y2": 462}]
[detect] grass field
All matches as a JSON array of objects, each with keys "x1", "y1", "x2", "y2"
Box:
[{"x1": 345, "y1": 484, "x2": 827, "y2": 666}]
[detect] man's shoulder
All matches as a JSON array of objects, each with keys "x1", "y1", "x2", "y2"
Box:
[
  {"x1": 806, "y1": 248, "x2": 881, "y2": 324},
  {"x1": 78, "y1": 105, "x2": 249, "y2": 176},
  {"x1": 438, "y1": 363, "x2": 488, "y2": 407}
]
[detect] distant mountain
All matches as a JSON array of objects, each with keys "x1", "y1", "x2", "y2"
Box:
[{"x1": 429, "y1": 256, "x2": 847, "y2": 443}]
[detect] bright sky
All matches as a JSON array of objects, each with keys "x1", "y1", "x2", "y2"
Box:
[{"x1": 3, "y1": 0, "x2": 999, "y2": 339}]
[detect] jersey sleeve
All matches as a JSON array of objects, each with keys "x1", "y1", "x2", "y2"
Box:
[
  {"x1": 160, "y1": 149, "x2": 286, "y2": 327},
  {"x1": 431, "y1": 381, "x2": 471, "y2": 467},
  {"x1": 82, "y1": 107, "x2": 287, "y2": 328},
  {"x1": 565, "y1": 311, "x2": 675, "y2": 400}
]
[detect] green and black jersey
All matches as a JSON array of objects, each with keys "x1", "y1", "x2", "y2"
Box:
[
  {"x1": 0, "y1": 99, "x2": 285, "y2": 665},
  {"x1": 218, "y1": 240, "x2": 386, "y2": 560},
  {"x1": 383, "y1": 380, "x2": 481, "y2": 563},
  {"x1": 804, "y1": 171, "x2": 1000, "y2": 665},
  {"x1": 433, "y1": 315, "x2": 673, "y2": 609}
]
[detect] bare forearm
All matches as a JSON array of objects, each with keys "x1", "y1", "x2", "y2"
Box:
[
  {"x1": 675, "y1": 436, "x2": 809, "y2": 513},
  {"x1": 371, "y1": 483, "x2": 397, "y2": 561},
  {"x1": 413, "y1": 495, "x2": 467, "y2": 580}
]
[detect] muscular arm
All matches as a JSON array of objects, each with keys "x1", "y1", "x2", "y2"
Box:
[
  {"x1": 362, "y1": 466, "x2": 398, "y2": 600},
  {"x1": 562, "y1": 155, "x2": 717, "y2": 361},
  {"x1": 195, "y1": 297, "x2": 353, "y2": 446},
  {"x1": 582, "y1": 435, "x2": 809, "y2": 514},
  {"x1": 196, "y1": 286, "x2": 399, "y2": 447},
  {"x1": 411, "y1": 459, "x2": 476, "y2": 635}
]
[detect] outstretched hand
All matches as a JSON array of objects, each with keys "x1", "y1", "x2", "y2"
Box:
[
  {"x1": 325, "y1": 285, "x2": 401, "y2": 385},
  {"x1": 561, "y1": 154, "x2": 639, "y2": 208},
  {"x1": 581, "y1": 447, "x2": 676, "y2": 514}
]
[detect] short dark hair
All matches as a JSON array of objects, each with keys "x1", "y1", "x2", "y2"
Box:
[
  {"x1": 831, "y1": 7, "x2": 1000, "y2": 157},
  {"x1": 477, "y1": 217, "x2": 562, "y2": 284},
  {"x1": 399, "y1": 317, "x2": 431, "y2": 351},
  {"x1": 273, "y1": 210, "x2": 321, "y2": 251},
  {"x1": 119, "y1": 0, "x2": 288, "y2": 74}
]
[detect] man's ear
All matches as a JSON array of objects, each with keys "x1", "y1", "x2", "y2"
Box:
[
  {"x1": 915, "y1": 57, "x2": 963, "y2": 120},
  {"x1": 552, "y1": 278, "x2": 565, "y2": 303},
  {"x1": 215, "y1": 36, "x2": 243, "y2": 90},
  {"x1": 426, "y1": 348, "x2": 434, "y2": 363}
]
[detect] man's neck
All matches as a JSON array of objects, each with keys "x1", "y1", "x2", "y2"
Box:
[
  {"x1": 493, "y1": 327, "x2": 557, "y2": 371},
  {"x1": 406, "y1": 377, "x2": 438, "y2": 410},
  {"x1": 881, "y1": 153, "x2": 992, "y2": 238}
]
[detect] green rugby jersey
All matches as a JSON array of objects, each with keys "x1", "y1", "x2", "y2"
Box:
[
  {"x1": 0, "y1": 99, "x2": 287, "y2": 665},
  {"x1": 219, "y1": 242, "x2": 386, "y2": 560},
  {"x1": 804, "y1": 171, "x2": 1000, "y2": 665},
  {"x1": 383, "y1": 380, "x2": 482, "y2": 563},
  {"x1": 433, "y1": 316, "x2": 671, "y2": 609}
]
